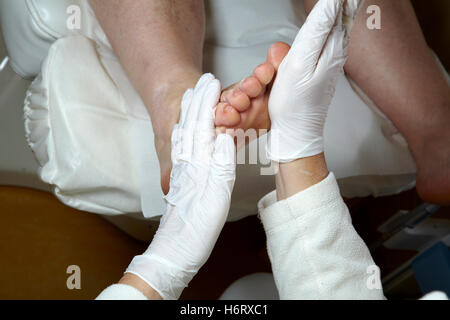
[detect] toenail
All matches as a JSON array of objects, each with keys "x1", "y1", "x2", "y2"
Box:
[
  {"x1": 232, "y1": 89, "x2": 243, "y2": 97},
  {"x1": 224, "y1": 105, "x2": 234, "y2": 113},
  {"x1": 257, "y1": 63, "x2": 266, "y2": 69}
]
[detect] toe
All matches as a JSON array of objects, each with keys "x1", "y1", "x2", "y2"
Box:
[
  {"x1": 267, "y1": 42, "x2": 291, "y2": 70},
  {"x1": 224, "y1": 88, "x2": 251, "y2": 112},
  {"x1": 215, "y1": 102, "x2": 241, "y2": 127},
  {"x1": 220, "y1": 85, "x2": 234, "y2": 102},
  {"x1": 240, "y1": 76, "x2": 264, "y2": 98},
  {"x1": 254, "y1": 62, "x2": 275, "y2": 86}
]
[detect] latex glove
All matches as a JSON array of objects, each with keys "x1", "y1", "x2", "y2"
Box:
[
  {"x1": 126, "y1": 74, "x2": 236, "y2": 300},
  {"x1": 267, "y1": 0, "x2": 361, "y2": 162}
]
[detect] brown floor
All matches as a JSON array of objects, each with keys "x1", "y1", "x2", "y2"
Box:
[
  {"x1": 0, "y1": 1, "x2": 449, "y2": 300},
  {"x1": 0, "y1": 187, "x2": 147, "y2": 300}
]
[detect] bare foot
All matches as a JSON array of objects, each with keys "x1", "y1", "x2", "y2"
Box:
[
  {"x1": 151, "y1": 73, "x2": 203, "y2": 195},
  {"x1": 158, "y1": 43, "x2": 290, "y2": 194},
  {"x1": 215, "y1": 42, "x2": 291, "y2": 135}
]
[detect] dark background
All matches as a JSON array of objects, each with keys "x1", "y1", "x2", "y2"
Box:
[{"x1": 412, "y1": 0, "x2": 450, "y2": 71}]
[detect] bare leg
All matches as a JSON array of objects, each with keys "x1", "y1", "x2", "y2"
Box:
[
  {"x1": 90, "y1": 0, "x2": 205, "y2": 194},
  {"x1": 303, "y1": 0, "x2": 450, "y2": 204}
]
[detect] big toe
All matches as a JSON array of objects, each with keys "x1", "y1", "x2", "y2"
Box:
[
  {"x1": 253, "y1": 62, "x2": 275, "y2": 88},
  {"x1": 267, "y1": 42, "x2": 291, "y2": 70}
]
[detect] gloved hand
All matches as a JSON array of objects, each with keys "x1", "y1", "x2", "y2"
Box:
[
  {"x1": 126, "y1": 74, "x2": 236, "y2": 300},
  {"x1": 267, "y1": 0, "x2": 361, "y2": 162}
]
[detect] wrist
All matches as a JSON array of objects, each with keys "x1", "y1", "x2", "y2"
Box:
[
  {"x1": 120, "y1": 273, "x2": 163, "y2": 300},
  {"x1": 275, "y1": 153, "x2": 329, "y2": 201}
]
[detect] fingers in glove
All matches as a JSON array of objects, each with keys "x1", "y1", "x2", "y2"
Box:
[
  {"x1": 343, "y1": 0, "x2": 362, "y2": 32},
  {"x1": 198, "y1": 79, "x2": 221, "y2": 123},
  {"x1": 182, "y1": 73, "x2": 215, "y2": 129},
  {"x1": 344, "y1": 0, "x2": 362, "y2": 18},
  {"x1": 178, "y1": 74, "x2": 214, "y2": 161},
  {"x1": 194, "y1": 78, "x2": 222, "y2": 161},
  {"x1": 179, "y1": 88, "x2": 194, "y2": 129},
  {"x1": 196, "y1": 134, "x2": 236, "y2": 226},
  {"x1": 316, "y1": 4, "x2": 348, "y2": 74},
  {"x1": 173, "y1": 89, "x2": 194, "y2": 162},
  {"x1": 209, "y1": 134, "x2": 236, "y2": 190},
  {"x1": 291, "y1": 0, "x2": 345, "y2": 71}
]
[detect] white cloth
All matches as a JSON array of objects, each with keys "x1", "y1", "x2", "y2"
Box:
[
  {"x1": 24, "y1": 36, "x2": 146, "y2": 215},
  {"x1": 258, "y1": 173, "x2": 386, "y2": 299}
]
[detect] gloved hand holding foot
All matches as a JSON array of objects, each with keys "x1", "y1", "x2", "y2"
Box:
[
  {"x1": 256, "y1": 0, "x2": 385, "y2": 300},
  {"x1": 267, "y1": 0, "x2": 360, "y2": 162},
  {"x1": 124, "y1": 74, "x2": 236, "y2": 300}
]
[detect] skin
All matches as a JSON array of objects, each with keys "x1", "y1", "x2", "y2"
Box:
[
  {"x1": 119, "y1": 273, "x2": 162, "y2": 300},
  {"x1": 89, "y1": 0, "x2": 205, "y2": 195},
  {"x1": 275, "y1": 154, "x2": 330, "y2": 201},
  {"x1": 305, "y1": 0, "x2": 450, "y2": 204}
]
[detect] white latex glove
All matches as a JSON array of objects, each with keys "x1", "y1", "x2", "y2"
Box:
[
  {"x1": 267, "y1": 0, "x2": 361, "y2": 162},
  {"x1": 126, "y1": 74, "x2": 236, "y2": 300}
]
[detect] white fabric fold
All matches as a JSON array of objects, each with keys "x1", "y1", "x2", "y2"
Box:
[{"x1": 258, "y1": 173, "x2": 386, "y2": 300}]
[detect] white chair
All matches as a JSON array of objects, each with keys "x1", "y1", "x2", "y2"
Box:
[{"x1": 0, "y1": 0, "x2": 86, "y2": 79}]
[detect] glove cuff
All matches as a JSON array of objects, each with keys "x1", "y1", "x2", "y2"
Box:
[
  {"x1": 267, "y1": 130, "x2": 325, "y2": 163},
  {"x1": 126, "y1": 254, "x2": 196, "y2": 300}
]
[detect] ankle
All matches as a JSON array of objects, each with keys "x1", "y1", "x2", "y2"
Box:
[
  {"x1": 144, "y1": 70, "x2": 202, "y2": 139},
  {"x1": 147, "y1": 66, "x2": 202, "y2": 100}
]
